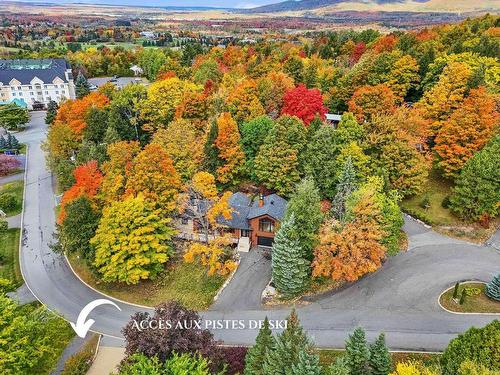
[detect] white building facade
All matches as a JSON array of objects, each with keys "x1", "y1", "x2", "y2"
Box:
[{"x1": 0, "y1": 59, "x2": 76, "y2": 110}]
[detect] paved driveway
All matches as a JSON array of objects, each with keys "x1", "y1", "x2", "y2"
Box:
[{"x1": 211, "y1": 247, "x2": 272, "y2": 311}]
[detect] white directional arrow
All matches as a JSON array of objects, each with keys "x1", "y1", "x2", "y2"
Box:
[{"x1": 70, "y1": 299, "x2": 122, "y2": 338}]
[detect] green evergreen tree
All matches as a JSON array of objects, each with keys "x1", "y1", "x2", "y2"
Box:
[
  {"x1": 244, "y1": 317, "x2": 276, "y2": 375},
  {"x1": 291, "y1": 350, "x2": 323, "y2": 375},
  {"x1": 203, "y1": 120, "x2": 220, "y2": 175},
  {"x1": 10, "y1": 135, "x2": 20, "y2": 150},
  {"x1": 449, "y1": 136, "x2": 500, "y2": 221},
  {"x1": 369, "y1": 333, "x2": 392, "y2": 375},
  {"x1": 45, "y1": 100, "x2": 59, "y2": 125},
  {"x1": 331, "y1": 157, "x2": 357, "y2": 221},
  {"x1": 303, "y1": 124, "x2": 341, "y2": 199},
  {"x1": 263, "y1": 310, "x2": 312, "y2": 375},
  {"x1": 104, "y1": 126, "x2": 121, "y2": 145},
  {"x1": 284, "y1": 177, "x2": 323, "y2": 261},
  {"x1": 345, "y1": 327, "x2": 370, "y2": 375},
  {"x1": 272, "y1": 213, "x2": 310, "y2": 298},
  {"x1": 0, "y1": 135, "x2": 6, "y2": 149},
  {"x1": 485, "y1": 274, "x2": 500, "y2": 301},
  {"x1": 328, "y1": 356, "x2": 350, "y2": 375},
  {"x1": 75, "y1": 72, "x2": 90, "y2": 98}
]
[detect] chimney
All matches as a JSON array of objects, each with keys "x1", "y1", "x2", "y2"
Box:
[{"x1": 258, "y1": 194, "x2": 264, "y2": 207}]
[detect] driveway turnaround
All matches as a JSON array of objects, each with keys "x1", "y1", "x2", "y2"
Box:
[{"x1": 18, "y1": 112, "x2": 500, "y2": 351}]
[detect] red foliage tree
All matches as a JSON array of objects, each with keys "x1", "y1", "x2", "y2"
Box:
[
  {"x1": 281, "y1": 84, "x2": 327, "y2": 126},
  {"x1": 350, "y1": 42, "x2": 366, "y2": 65}
]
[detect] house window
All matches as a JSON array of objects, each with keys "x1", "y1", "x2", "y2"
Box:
[
  {"x1": 241, "y1": 229, "x2": 251, "y2": 237},
  {"x1": 259, "y1": 219, "x2": 275, "y2": 233}
]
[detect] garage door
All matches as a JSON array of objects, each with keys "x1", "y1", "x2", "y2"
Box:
[{"x1": 257, "y1": 236, "x2": 274, "y2": 247}]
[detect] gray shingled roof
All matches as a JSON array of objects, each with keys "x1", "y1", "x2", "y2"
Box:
[
  {"x1": 218, "y1": 192, "x2": 287, "y2": 230},
  {"x1": 0, "y1": 59, "x2": 71, "y2": 85}
]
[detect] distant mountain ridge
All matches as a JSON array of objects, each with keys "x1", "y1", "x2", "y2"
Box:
[{"x1": 247, "y1": 0, "x2": 426, "y2": 13}]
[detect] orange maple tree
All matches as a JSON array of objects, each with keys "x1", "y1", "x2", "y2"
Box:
[
  {"x1": 435, "y1": 87, "x2": 499, "y2": 178},
  {"x1": 58, "y1": 160, "x2": 103, "y2": 223},
  {"x1": 348, "y1": 84, "x2": 396, "y2": 123},
  {"x1": 125, "y1": 143, "x2": 182, "y2": 213},
  {"x1": 214, "y1": 113, "x2": 245, "y2": 186},
  {"x1": 54, "y1": 92, "x2": 109, "y2": 138}
]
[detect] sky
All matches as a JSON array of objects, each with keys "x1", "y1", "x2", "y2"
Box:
[{"x1": 14, "y1": 0, "x2": 284, "y2": 9}]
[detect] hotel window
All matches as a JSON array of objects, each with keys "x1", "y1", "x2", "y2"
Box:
[
  {"x1": 259, "y1": 218, "x2": 275, "y2": 233},
  {"x1": 17, "y1": 86, "x2": 21, "y2": 90},
  {"x1": 12, "y1": 93, "x2": 16, "y2": 96},
  {"x1": 30, "y1": 92, "x2": 34, "y2": 96},
  {"x1": 56, "y1": 91, "x2": 59, "y2": 94},
  {"x1": 45, "y1": 91, "x2": 49, "y2": 95},
  {"x1": 29, "y1": 86, "x2": 33, "y2": 90}
]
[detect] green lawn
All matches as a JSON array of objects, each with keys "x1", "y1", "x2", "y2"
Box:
[
  {"x1": 0, "y1": 228, "x2": 22, "y2": 288},
  {"x1": 0, "y1": 180, "x2": 24, "y2": 217},
  {"x1": 68, "y1": 254, "x2": 226, "y2": 310},
  {"x1": 401, "y1": 170, "x2": 458, "y2": 226},
  {"x1": 440, "y1": 282, "x2": 500, "y2": 314}
]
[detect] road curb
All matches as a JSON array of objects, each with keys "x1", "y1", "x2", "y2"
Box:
[
  {"x1": 16, "y1": 139, "x2": 124, "y2": 342},
  {"x1": 437, "y1": 281, "x2": 500, "y2": 316},
  {"x1": 64, "y1": 253, "x2": 152, "y2": 310}
]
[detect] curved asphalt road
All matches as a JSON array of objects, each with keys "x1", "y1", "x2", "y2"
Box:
[{"x1": 17, "y1": 112, "x2": 499, "y2": 351}]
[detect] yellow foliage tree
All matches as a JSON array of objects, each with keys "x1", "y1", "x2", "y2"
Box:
[
  {"x1": 125, "y1": 143, "x2": 182, "y2": 214},
  {"x1": 183, "y1": 235, "x2": 238, "y2": 276},
  {"x1": 139, "y1": 77, "x2": 201, "y2": 133},
  {"x1": 226, "y1": 79, "x2": 265, "y2": 124},
  {"x1": 91, "y1": 194, "x2": 175, "y2": 284},
  {"x1": 152, "y1": 119, "x2": 204, "y2": 182}
]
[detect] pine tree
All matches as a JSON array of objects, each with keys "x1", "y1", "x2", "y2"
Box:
[
  {"x1": 263, "y1": 310, "x2": 312, "y2": 375},
  {"x1": 75, "y1": 72, "x2": 90, "y2": 99},
  {"x1": 345, "y1": 327, "x2": 370, "y2": 375},
  {"x1": 329, "y1": 356, "x2": 350, "y2": 375},
  {"x1": 5, "y1": 133, "x2": 13, "y2": 149},
  {"x1": 0, "y1": 135, "x2": 6, "y2": 149},
  {"x1": 244, "y1": 317, "x2": 276, "y2": 375},
  {"x1": 291, "y1": 350, "x2": 323, "y2": 375},
  {"x1": 284, "y1": 177, "x2": 323, "y2": 261},
  {"x1": 272, "y1": 214, "x2": 310, "y2": 298},
  {"x1": 45, "y1": 100, "x2": 59, "y2": 125},
  {"x1": 10, "y1": 135, "x2": 19, "y2": 150},
  {"x1": 369, "y1": 333, "x2": 392, "y2": 375},
  {"x1": 485, "y1": 273, "x2": 500, "y2": 301},
  {"x1": 331, "y1": 157, "x2": 357, "y2": 221},
  {"x1": 203, "y1": 120, "x2": 220, "y2": 175}
]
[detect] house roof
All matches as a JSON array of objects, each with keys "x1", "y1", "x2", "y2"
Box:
[
  {"x1": 0, "y1": 59, "x2": 72, "y2": 85},
  {"x1": 218, "y1": 192, "x2": 288, "y2": 230}
]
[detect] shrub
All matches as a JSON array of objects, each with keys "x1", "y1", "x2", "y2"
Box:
[
  {"x1": 0, "y1": 220, "x2": 7, "y2": 233},
  {"x1": 441, "y1": 195, "x2": 451, "y2": 209},
  {"x1": 0, "y1": 154, "x2": 21, "y2": 176},
  {"x1": 0, "y1": 193, "x2": 18, "y2": 212},
  {"x1": 419, "y1": 195, "x2": 430, "y2": 210},
  {"x1": 221, "y1": 346, "x2": 247, "y2": 375},
  {"x1": 62, "y1": 334, "x2": 99, "y2": 375},
  {"x1": 440, "y1": 320, "x2": 500, "y2": 375},
  {"x1": 464, "y1": 287, "x2": 481, "y2": 297}
]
